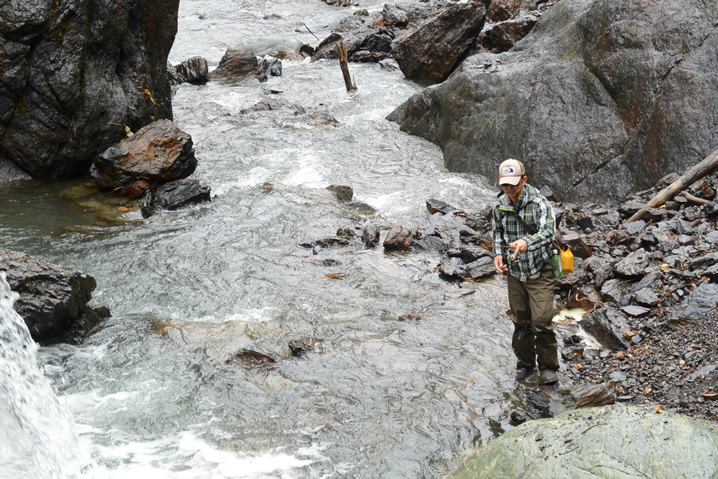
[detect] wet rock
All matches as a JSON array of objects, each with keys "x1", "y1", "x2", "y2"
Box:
[
  {"x1": 211, "y1": 50, "x2": 280, "y2": 82},
  {"x1": 439, "y1": 257, "x2": 466, "y2": 279},
  {"x1": 467, "y1": 256, "x2": 496, "y2": 280},
  {"x1": 346, "y1": 201, "x2": 377, "y2": 215},
  {"x1": 90, "y1": 120, "x2": 197, "y2": 193},
  {"x1": 362, "y1": 225, "x2": 381, "y2": 248},
  {"x1": 392, "y1": 0, "x2": 490, "y2": 84},
  {"x1": 574, "y1": 385, "x2": 616, "y2": 409},
  {"x1": 412, "y1": 235, "x2": 448, "y2": 251},
  {"x1": 141, "y1": 178, "x2": 211, "y2": 218},
  {"x1": 174, "y1": 56, "x2": 209, "y2": 85},
  {"x1": 383, "y1": 225, "x2": 413, "y2": 250},
  {"x1": 578, "y1": 305, "x2": 631, "y2": 350},
  {"x1": 327, "y1": 185, "x2": 353, "y2": 202},
  {"x1": 0, "y1": 0, "x2": 178, "y2": 180},
  {"x1": 308, "y1": 112, "x2": 340, "y2": 126},
  {"x1": 458, "y1": 247, "x2": 492, "y2": 263},
  {"x1": 381, "y1": 4, "x2": 409, "y2": 27},
  {"x1": 231, "y1": 349, "x2": 277, "y2": 367},
  {"x1": 426, "y1": 198, "x2": 457, "y2": 215},
  {"x1": 0, "y1": 251, "x2": 110, "y2": 343},
  {"x1": 336, "y1": 228, "x2": 355, "y2": 239},
  {"x1": 312, "y1": 237, "x2": 350, "y2": 248},
  {"x1": 240, "y1": 98, "x2": 304, "y2": 114},
  {"x1": 288, "y1": 339, "x2": 313, "y2": 357},
  {"x1": 478, "y1": 16, "x2": 538, "y2": 53}
]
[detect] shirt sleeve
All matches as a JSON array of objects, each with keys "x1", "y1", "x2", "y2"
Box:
[
  {"x1": 491, "y1": 205, "x2": 506, "y2": 258},
  {"x1": 524, "y1": 197, "x2": 555, "y2": 251}
]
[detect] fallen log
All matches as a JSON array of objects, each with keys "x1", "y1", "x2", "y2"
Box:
[
  {"x1": 336, "y1": 41, "x2": 357, "y2": 92},
  {"x1": 626, "y1": 148, "x2": 718, "y2": 223}
]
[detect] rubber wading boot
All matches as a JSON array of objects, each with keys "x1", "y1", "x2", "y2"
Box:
[
  {"x1": 516, "y1": 367, "x2": 534, "y2": 381},
  {"x1": 539, "y1": 369, "x2": 558, "y2": 386}
]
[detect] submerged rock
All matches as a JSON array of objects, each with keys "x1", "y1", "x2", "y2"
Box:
[
  {"x1": 448, "y1": 405, "x2": 718, "y2": 478},
  {"x1": 0, "y1": 251, "x2": 110, "y2": 343}
]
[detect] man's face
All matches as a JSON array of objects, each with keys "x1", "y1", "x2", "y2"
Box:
[{"x1": 500, "y1": 176, "x2": 527, "y2": 203}]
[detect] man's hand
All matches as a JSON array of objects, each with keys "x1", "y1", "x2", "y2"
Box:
[
  {"x1": 494, "y1": 255, "x2": 508, "y2": 274},
  {"x1": 509, "y1": 239, "x2": 528, "y2": 260}
]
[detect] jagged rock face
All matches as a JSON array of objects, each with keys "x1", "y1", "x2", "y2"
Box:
[
  {"x1": 388, "y1": 0, "x2": 718, "y2": 204},
  {"x1": 0, "y1": 0, "x2": 180, "y2": 180}
]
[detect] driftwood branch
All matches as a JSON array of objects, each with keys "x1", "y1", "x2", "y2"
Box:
[
  {"x1": 682, "y1": 191, "x2": 710, "y2": 205},
  {"x1": 336, "y1": 41, "x2": 357, "y2": 92},
  {"x1": 625, "y1": 148, "x2": 718, "y2": 223}
]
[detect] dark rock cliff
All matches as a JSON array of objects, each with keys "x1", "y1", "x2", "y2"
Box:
[
  {"x1": 388, "y1": 0, "x2": 718, "y2": 204},
  {"x1": 0, "y1": 0, "x2": 180, "y2": 180}
]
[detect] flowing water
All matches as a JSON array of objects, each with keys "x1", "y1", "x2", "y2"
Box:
[{"x1": 0, "y1": 0, "x2": 530, "y2": 477}]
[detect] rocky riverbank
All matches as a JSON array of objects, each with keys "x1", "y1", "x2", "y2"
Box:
[{"x1": 428, "y1": 170, "x2": 718, "y2": 422}]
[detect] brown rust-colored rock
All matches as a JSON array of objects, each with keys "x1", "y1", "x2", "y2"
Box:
[
  {"x1": 383, "y1": 225, "x2": 414, "y2": 250},
  {"x1": 90, "y1": 119, "x2": 197, "y2": 191}
]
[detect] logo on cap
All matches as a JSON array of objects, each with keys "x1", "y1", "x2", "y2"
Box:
[{"x1": 502, "y1": 167, "x2": 517, "y2": 175}]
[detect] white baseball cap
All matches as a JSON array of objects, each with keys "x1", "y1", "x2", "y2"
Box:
[{"x1": 498, "y1": 158, "x2": 525, "y2": 186}]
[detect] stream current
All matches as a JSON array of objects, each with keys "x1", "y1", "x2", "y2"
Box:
[{"x1": 0, "y1": 0, "x2": 526, "y2": 477}]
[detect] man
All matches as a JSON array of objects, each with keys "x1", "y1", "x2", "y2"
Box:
[{"x1": 491, "y1": 159, "x2": 559, "y2": 386}]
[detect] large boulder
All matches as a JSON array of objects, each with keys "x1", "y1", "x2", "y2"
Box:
[
  {"x1": 448, "y1": 404, "x2": 718, "y2": 478},
  {"x1": 392, "y1": 0, "x2": 490, "y2": 84},
  {"x1": 0, "y1": 0, "x2": 179, "y2": 180},
  {"x1": 0, "y1": 251, "x2": 110, "y2": 343},
  {"x1": 388, "y1": 0, "x2": 718, "y2": 204},
  {"x1": 89, "y1": 119, "x2": 197, "y2": 195}
]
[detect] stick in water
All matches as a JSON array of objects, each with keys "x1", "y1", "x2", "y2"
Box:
[{"x1": 336, "y1": 41, "x2": 357, "y2": 92}]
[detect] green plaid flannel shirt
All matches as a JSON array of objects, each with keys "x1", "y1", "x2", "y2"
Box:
[{"x1": 492, "y1": 184, "x2": 555, "y2": 282}]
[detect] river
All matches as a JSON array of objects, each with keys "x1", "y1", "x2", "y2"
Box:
[{"x1": 0, "y1": 0, "x2": 525, "y2": 477}]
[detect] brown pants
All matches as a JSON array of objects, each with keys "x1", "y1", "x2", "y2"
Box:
[{"x1": 507, "y1": 264, "x2": 559, "y2": 371}]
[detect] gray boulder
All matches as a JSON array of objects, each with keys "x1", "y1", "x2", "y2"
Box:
[
  {"x1": 0, "y1": 0, "x2": 179, "y2": 180},
  {"x1": 388, "y1": 0, "x2": 718, "y2": 204},
  {"x1": 448, "y1": 404, "x2": 718, "y2": 478}
]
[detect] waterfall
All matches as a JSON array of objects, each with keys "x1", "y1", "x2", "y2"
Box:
[{"x1": 0, "y1": 273, "x2": 84, "y2": 479}]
